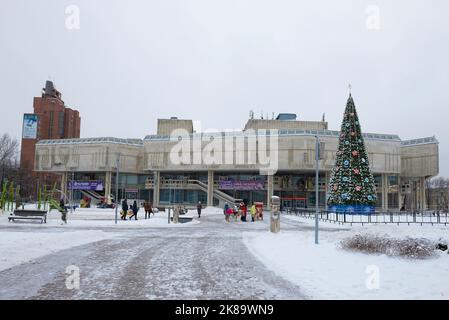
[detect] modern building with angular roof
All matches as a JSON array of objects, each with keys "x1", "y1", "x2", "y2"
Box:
[{"x1": 34, "y1": 113, "x2": 438, "y2": 211}]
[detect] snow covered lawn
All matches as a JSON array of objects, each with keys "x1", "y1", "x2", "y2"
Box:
[
  {"x1": 0, "y1": 207, "x2": 216, "y2": 273},
  {"x1": 0, "y1": 230, "x2": 114, "y2": 272},
  {"x1": 244, "y1": 216, "x2": 449, "y2": 300},
  {"x1": 0, "y1": 207, "x2": 202, "y2": 228}
]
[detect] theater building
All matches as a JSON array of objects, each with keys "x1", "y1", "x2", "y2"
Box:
[{"x1": 33, "y1": 115, "x2": 438, "y2": 211}]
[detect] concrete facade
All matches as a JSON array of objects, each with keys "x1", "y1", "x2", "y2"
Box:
[
  {"x1": 243, "y1": 119, "x2": 328, "y2": 131},
  {"x1": 157, "y1": 118, "x2": 194, "y2": 136},
  {"x1": 34, "y1": 118, "x2": 439, "y2": 211}
]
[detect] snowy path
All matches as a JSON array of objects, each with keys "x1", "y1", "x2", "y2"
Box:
[{"x1": 0, "y1": 213, "x2": 306, "y2": 300}]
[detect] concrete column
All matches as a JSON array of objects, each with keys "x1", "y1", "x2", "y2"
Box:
[
  {"x1": 153, "y1": 171, "x2": 160, "y2": 207},
  {"x1": 412, "y1": 180, "x2": 418, "y2": 211},
  {"x1": 61, "y1": 172, "x2": 67, "y2": 200},
  {"x1": 267, "y1": 175, "x2": 274, "y2": 209},
  {"x1": 421, "y1": 177, "x2": 427, "y2": 210},
  {"x1": 325, "y1": 171, "x2": 330, "y2": 210},
  {"x1": 398, "y1": 176, "x2": 403, "y2": 210},
  {"x1": 105, "y1": 171, "x2": 112, "y2": 198},
  {"x1": 207, "y1": 170, "x2": 214, "y2": 207},
  {"x1": 385, "y1": 174, "x2": 390, "y2": 210}
]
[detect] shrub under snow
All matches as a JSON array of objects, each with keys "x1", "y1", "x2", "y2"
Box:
[{"x1": 340, "y1": 234, "x2": 438, "y2": 259}]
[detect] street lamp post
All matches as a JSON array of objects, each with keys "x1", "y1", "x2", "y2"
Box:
[
  {"x1": 71, "y1": 171, "x2": 75, "y2": 213},
  {"x1": 114, "y1": 153, "x2": 120, "y2": 224},
  {"x1": 168, "y1": 181, "x2": 172, "y2": 224},
  {"x1": 315, "y1": 135, "x2": 320, "y2": 245}
]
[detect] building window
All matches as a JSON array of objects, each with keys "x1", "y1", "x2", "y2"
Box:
[{"x1": 388, "y1": 175, "x2": 399, "y2": 193}]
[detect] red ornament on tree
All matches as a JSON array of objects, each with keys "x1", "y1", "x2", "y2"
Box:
[
  {"x1": 352, "y1": 151, "x2": 358, "y2": 157},
  {"x1": 353, "y1": 168, "x2": 360, "y2": 175},
  {"x1": 355, "y1": 186, "x2": 362, "y2": 192}
]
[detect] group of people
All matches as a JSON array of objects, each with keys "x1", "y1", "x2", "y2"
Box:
[
  {"x1": 121, "y1": 199, "x2": 155, "y2": 220},
  {"x1": 223, "y1": 202, "x2": 262, "y2": 222},
  {"x1": 119, "y1": 200, "x2": 203, "y2": 221}
]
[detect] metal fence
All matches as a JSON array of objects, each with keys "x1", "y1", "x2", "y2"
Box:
[{"x1": 284, "y1": 208, "x2": 449, "y2": 226}]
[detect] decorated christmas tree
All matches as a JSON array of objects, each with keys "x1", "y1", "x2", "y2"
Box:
[{"x1": 327, "y1": 93, "x2": 377, "y2": 213}]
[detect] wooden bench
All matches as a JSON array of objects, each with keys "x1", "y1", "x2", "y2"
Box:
[
  {"x1": 171, "y1": 216, "x2": 194, "y2": 223},
  {"x1": 8, "y1": 210, "x2": 47, "y2": 224}
]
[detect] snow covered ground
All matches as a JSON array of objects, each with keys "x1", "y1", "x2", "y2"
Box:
[
  {"x1": 0, "y1": 208, "x2": 303, "y2": 300},
  {"x1": 0, "y1": 207, "x2": 201, "y2": 229},
  {"x1": 244, "y1": 215, "x2": 449, "y2": 300},
  {"x1": 0, "y1": 230, "x2": 114, "y2": 272},
  {"x1": 1, "y1": 206, "x2": 448, "y2": 299},
  {"x1": 0, "y1": 206, "x2": 202, "y2": 273}
]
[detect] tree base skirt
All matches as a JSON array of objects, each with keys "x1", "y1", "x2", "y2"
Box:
[{"x1": 328, "y1": 205, "x2": 375, "y2": 215}]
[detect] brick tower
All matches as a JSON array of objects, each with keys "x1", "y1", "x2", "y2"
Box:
[{"x1": 20, "y1": 81, "x2": 81, "y2": 190}]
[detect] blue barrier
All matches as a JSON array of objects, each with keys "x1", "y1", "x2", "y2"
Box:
[{"x1": 328, "y1": 205, "x2": 375, "y2": 215}]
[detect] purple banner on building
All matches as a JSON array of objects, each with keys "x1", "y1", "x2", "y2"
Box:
[
  {"x1": 68, "y1": 181, "x2": 104, "y2": 191},
  {"x1": 218, "y1": 180, "x2": 265, "y2": 190}
]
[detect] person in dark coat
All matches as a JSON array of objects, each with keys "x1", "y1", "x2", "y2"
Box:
[
  {"x1": 129, "y1": 200, "x2": 139, "y2": 220},
  {"x1": 240, "y1": 202, "x2": 247, "y2": 222},
  {"x1": 121, "y1": 199, "x2": 128, "y2": 220},
  {"x1": 144, "y1": 201, "x2": 153, "y2": 219},
  {"x1": 60, "y1": 198, "x2": 66, "y2": 211},
  {"x1": 59, "y1": 198, "x2": 67, "y2": 224},
  {"x1": 197, "y1": 201, "x2": 203, "y2": 218}
]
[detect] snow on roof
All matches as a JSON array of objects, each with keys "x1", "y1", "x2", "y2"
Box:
[{"x1": 36, "y1": 137, "x2": 143, "y2": 146}]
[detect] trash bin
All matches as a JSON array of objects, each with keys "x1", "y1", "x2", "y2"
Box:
[{"x1": 270, "y1": 196, "x2": 280, "y2": 233}]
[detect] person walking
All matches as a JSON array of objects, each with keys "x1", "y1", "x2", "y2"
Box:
[
  {"x1": 59, "y1": 198, "x2": 67, "y2": 224},
  {"x1": 144, "y1": 201, "x2": 153, "y2": 219},
  {"x1": 129, "y1": 200, "x2": 139, "y2": 220},
  {"x1": 121, "y1": 199, "x2": 128, "y2": 220},
  {"x1": 250, "y1": 204, "x2": 256, "y2": 222},
  {"x1": 59, "y1": 198, "x2": 66, "y2": 212},
  {"x1": 240, "y1": 202, "x2": 247, "y2": 222},
  {"x1": 197, "y1": 201, "x2": 203, "y2": 218},
  {"x1": 225, "y1": 207, "x2": 233, "y2": 222},
  {"x1": 223, "y1": 202, "x2": 230, "y2": 222}
]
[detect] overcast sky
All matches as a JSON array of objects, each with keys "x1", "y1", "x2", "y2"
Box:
[{"x1": 1, "y1": 0, "x2": 448, "y2": 175}]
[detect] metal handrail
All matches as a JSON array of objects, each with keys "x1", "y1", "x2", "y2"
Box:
[{"x1": 284, "y1": 208, "x2": 448, "y2": 226}]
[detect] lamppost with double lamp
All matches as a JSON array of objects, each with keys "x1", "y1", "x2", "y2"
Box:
[
  {"x1": 314, "y1": 135, "x2": 325, "y2": 245},
  {"x1": 68, "y1": 167, "x2": 77, "y2": 213}
]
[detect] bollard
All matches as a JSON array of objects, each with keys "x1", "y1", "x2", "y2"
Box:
[
  {"x1": 168, "y1": 207, "x2": 171, "y2": 224},
  {"x1": 173, "y1": 205, "x2": 180, "y2": 224},
  {"x1": 270, "y1": 196, "x2": 280, "y2": 233}
]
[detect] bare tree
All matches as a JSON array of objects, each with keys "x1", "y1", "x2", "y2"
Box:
[
  {"x1": 0, "y1": 133, "x2": 19, "y2": 186},
  {"x1": 427, "y1": 176, "x2": 449, "y2": 211},
  {"x1": 429, "y1": 176, "x2": 449, "y2": 189}
]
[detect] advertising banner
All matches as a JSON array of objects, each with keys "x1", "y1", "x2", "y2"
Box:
[
  {"x1": 68, "y1": 181, "x2": 104, "y2": 191},
  {"x1": 22, "y1": 114, "x2": 39, "y2": 139},
  {"x1": 218, "y1": 180, "x2": 265, "y2": 190}
]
